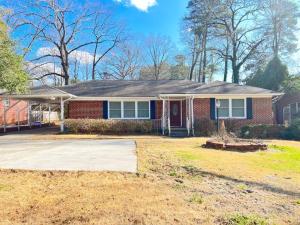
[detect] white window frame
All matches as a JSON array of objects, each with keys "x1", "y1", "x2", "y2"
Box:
[
  {"x1": 283, "y1": 105, "x2": 291, "y2": 123},
  {"x1": 108, "y1": 100, "x2": 150, "y2": 119},
  {"x1": 2, "y1": 98, "x2": 10, "y2": 108},
  {"x1": 216, "y1": 98, "x2": 247, "y2": 119}
]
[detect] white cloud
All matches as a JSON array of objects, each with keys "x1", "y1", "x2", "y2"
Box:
[
  {"x1": 26, "y1": 62, "x2": 62, "y2": 78},
  {"x1": 115, "y1": 0, "x2": 157, "y2": 12},
  {"x1": 37, "y1": 47, "x2": 94, "y2": 65}
]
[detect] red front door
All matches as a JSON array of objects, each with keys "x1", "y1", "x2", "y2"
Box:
[{"x1": 170, "y1": 101, "x2": 181, "y2": 127}]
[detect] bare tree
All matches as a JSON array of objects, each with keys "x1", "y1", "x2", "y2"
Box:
[
  {"x1": 91, "y1": 12, "x2": 125, "y2": 80},
  {"x1": 103, "y1": 43, "x2": 141, "y2": 80},
  {"x1": 144, "y1": 35, "x2": 173, "y2": 80},
  {"x1": 212, "y1": 0, "x2": 264, "y2": 83},
  {"x1": 5, "y1": 0, "x2": 123, "y2": 85},
  {"x1": 261, "y1": 0, "x2": 299, "y2": 57}
]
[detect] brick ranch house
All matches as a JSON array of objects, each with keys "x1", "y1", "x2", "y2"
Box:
[{"x1": 6, "y1": 80, "x2": 281, "y2": 135}]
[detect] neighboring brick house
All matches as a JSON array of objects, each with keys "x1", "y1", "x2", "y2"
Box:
[
  {"x1": 7, "y1": 80, "x2": 281, "y2": 135},
  {"x1": 275, "y1": 92, "x2": 300, "y2": 124},
  {"x1": 0, "y1": 97, "x2": 28, "y2": 126}
]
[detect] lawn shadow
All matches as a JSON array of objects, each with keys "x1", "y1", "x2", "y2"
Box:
[{"x1": 182, "y1": 166, "x2": 300, "y2": 198}]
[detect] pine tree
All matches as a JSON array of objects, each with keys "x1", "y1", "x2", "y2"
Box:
[
  {"x1": 0, "y1": 19, "x2": 28, "y2": 93},
  {"x1": 246, "y1": 56, "x2": 289, "y2": 91}
]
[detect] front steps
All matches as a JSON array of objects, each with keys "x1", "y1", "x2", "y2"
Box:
[{"x1": 169, "y1": 127, "x2": 189, "y2": 137}]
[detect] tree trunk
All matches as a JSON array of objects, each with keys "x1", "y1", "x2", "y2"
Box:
[
  {"x1": 223, "y1": 39, "x2": 229, "y2": 82},
  {"x1": 201, "y1": 27, "x2": 207, "y2": 83},
  {"x1": 231, "y1": 40, "x2": 239, "y2": 84}
]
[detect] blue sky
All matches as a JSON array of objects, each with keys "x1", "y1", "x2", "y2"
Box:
[{"x1": 102, "y1": 0, "x2": 189, "y2": 49}]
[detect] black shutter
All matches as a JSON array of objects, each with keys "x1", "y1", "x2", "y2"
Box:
[
  {"x1": 150, "y1": 100, "x2": 156, "y2": 119},
  {"x1": 210, "y1": 98, "x2": 216, "y2": 120},
  {"x1": 103, "y1": 101, "x2": 108, "y2": 119},
  {"x1": 246, "y1": 98, "x2": 253, "y2": 119}
]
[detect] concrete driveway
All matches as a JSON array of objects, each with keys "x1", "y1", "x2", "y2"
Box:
[{"x1": 0, "y1": 140, "x2": 137, "y2": 172}]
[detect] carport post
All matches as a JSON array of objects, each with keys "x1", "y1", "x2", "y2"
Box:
[
  {"x1": 27, "y1": 102, "x2": 31, "y2": 128},
  {"x1": 60, "y1": 97, "x2": 64, "y2": 133},
  {"x1": 48, "y1": 105, "x2": 51, "y2": 125},
  {"x1": 17, "y1": 108, "x2": 20, "y2": 132},
  {"x1": 3, "y1": 108, "x2": 6, "y2": 133}
]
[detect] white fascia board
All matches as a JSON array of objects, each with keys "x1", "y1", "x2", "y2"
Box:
[
  {"x1": 159, "y1": 93, "x2": 283, "y2": 98},
  {"x1": 5, "y1": 94, "x2": 76, "y2": 99},
  {"x1": 70, "y1": 96, "x2": 159, "y2": 101}
]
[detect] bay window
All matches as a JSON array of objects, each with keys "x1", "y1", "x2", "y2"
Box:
[
  {"x1": 108, "y1": 101, "x2": 150, "y2": 119},
  {"x1": 217, "y1": 99, "x2": 246, "y2": 119}
]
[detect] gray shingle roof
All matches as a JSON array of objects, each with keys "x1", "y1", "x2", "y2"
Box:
[
  {"x1": 189, "y1": 81, "x2": 277, "y2": 95},
  {"x1": 58, "y1": 80, "x2": 200, "y2": 97},
  {"x1": 56, "y1": 80, "x2": 278, "y2": 97}
]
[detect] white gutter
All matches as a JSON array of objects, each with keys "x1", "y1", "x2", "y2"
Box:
[{"x1": 159, "y1": 93, "x2": 283, "y2": 98}]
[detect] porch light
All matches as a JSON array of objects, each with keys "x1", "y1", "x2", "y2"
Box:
[{"x1": 50, "y1": 96, "x2": 56, "y2": 100}]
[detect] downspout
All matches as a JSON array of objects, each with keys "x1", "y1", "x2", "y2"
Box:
[{"x1": 191, "y1": 96, "x2": 195, "y2": 136}]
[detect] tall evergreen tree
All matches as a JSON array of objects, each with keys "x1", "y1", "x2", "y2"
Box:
[
  {"x1": 0, "y1": 19, "x2": 27, "y2": 93},
  {"x1": 246, "y1": 56, "x2": 288, "y2": 91}
]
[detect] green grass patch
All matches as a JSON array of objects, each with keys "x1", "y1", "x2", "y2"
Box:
[
  {"x1": 237, "y1": 184, "x2": 248, "y2": 191},
  {"x1": 0, "y1": 184, "x2": 11, "y2": 191},
  {"x1": 251, "y1": 145, "x2": 300, "y2": 173},
  {"x1": 188, "y1": 194, "x2": 203, "y2": 204},
  {"x1": 175, "y1": 150, "x2": 201, "y2": 161},
  {"x1": 224, "y1": 214, "x2": 269, "y2": 225}
]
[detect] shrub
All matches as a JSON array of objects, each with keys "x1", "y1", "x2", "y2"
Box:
[
  {"x1": 224, "y1": 119, "x2": 242, "y2": 133},
  {"x1": 240, "y1": 124, "x2": 285, "y2": 139},
  {"x1": 222, "y1": 214, "x2": 269, "y2": 225},
  {"x1": 64, "y1": 119, "x2": 153, "y2": 134},
  {"x1": 194, "y1": 118, "x2": 216, "y2": 136},
  {"x1": 281, "y1": 118, "x2": 300, "y2": 140}
]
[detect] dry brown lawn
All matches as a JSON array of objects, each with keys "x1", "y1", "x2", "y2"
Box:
[{"x1": 0, "y1": 136, "x2": 299, "y2": 225}]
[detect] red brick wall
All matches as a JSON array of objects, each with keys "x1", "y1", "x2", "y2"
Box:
[
  {"x1": 68, "y1": 101, "x2": 103, "y2": 119},
  {"x1": 156, "y1": 100, "x2": 162, "y2": 119},
  {"x1": 0, "y1": 98, "x2": 28, "y2": 125},
  {"x1": 194, "y1": 98, "x2": 211, "y2": 120},
  {"x1": 193, "y1": 98, "x2": 273, "y2": 126}
]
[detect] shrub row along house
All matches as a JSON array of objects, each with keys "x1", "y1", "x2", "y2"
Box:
[{"x1": 3, "y1": 80, "x2": 281, "y2": 136}]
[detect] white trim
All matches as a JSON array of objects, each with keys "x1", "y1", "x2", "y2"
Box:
[
  {"x1": 216, "y1": 98, "x2": 247, "y2": 119},
  {"x1": 70, "y1": 97, "x2": 158, "y2": 101},
  {"x1": 159, "y1": 93, "x2": 282, "y2": 98},
  {"x1": 108, "y1": 100, "x2": 150, "y2": 120}
]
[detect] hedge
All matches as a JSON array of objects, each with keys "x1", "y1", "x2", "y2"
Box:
[
  {"x1": 64, "y1": 119, "x2": 153, "y2": 134},
  {"x1": 240, "y1": 119, "x2": 300, "y2": 140}
]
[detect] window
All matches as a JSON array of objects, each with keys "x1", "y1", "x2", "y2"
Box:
[
  {"x1": 232, "y1": 99, "x2": 245, "y2": 118},
  {"x1": 283, "y1": 105, "x2": 291, "y2": 123},
  {"x1": 138, "y1": 101, "x2": 150, "y2": 118},
  {"x1": 2, "y1": 98, "x2": 10, "y2": 108},
  {"x1": 217, "y1": 99, "x2": 246, "y2": 119},
  {"x1": 109, "y1": 101, "x2": 150, "y2": 119},
  {"x1": 218, "y1": 99, "x2": 230, "y2": 118},
  {"x1": 124, "y1": 102, "x2": 136, "y2": 118},
  {"x1": 109, "y1": 102, "x2": 121, "y2": 118}
]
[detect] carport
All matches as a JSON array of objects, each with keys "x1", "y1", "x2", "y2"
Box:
[{"x1": 2, "y1": 86, "x2": 75, "y2": 133}]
